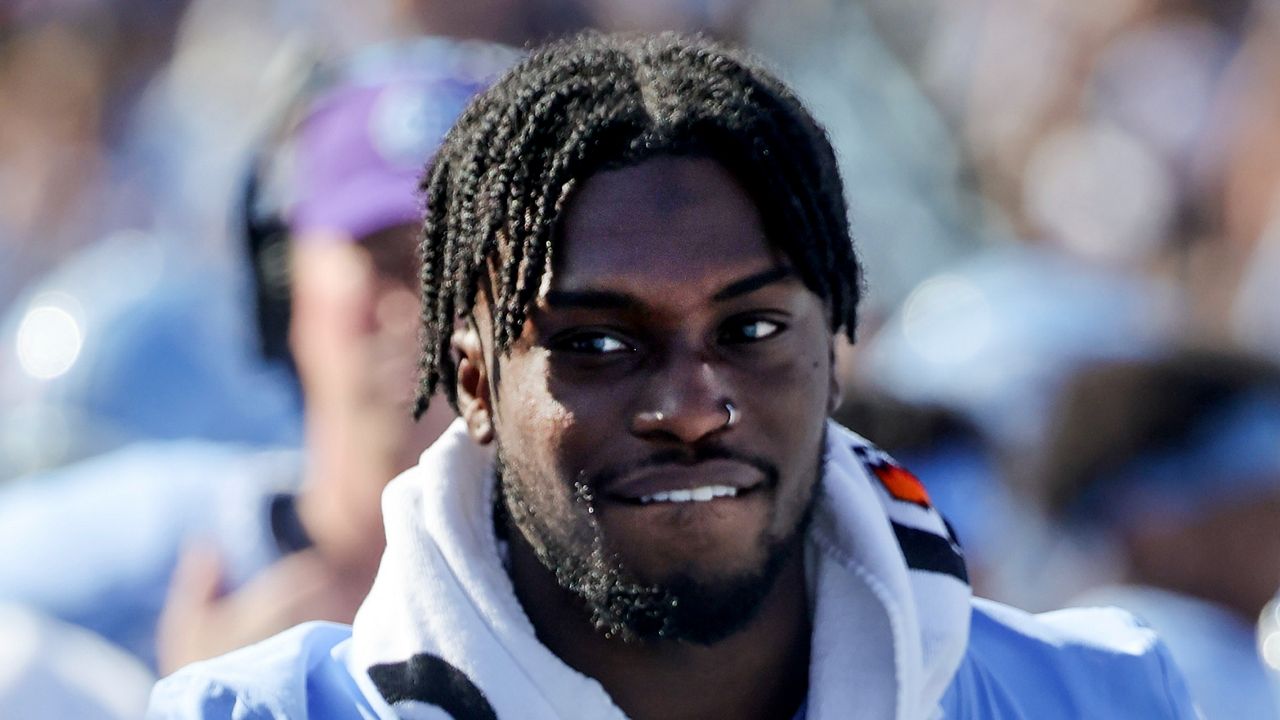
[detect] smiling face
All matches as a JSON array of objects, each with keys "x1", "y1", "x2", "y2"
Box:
[{"x1": 457, "y1": 156, "x2": 837, "y2": 642}]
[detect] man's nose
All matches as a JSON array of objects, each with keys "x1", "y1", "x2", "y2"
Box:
[{"x1": 630, "y1": 353, "x2": 735, "y2": 444}]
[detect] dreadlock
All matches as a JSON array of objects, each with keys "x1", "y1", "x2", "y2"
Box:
[{"x1": 414, "y1": 32, "x2": 862, "y2": 418}]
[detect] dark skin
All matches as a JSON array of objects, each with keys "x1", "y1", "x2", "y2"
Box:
[{"x1": 452, "y1": 157, "x2": 839, "y2": 720}]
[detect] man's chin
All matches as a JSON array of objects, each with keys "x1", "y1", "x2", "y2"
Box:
[
  {"x1": 565, "y1": 489, "x2": 816, "y2": 646},
  {"x1": 497, "y1": 445, "x2": 820, "y2": 646},
  {"x1": 591, "y1": 536, "x2": 799, "y2": 646},
  {"x1": 617, "y1": 544, "x2": 775, "y2": 594}
]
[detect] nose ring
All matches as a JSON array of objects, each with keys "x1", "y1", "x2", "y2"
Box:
[{"x1": 723, "y1": 402, "x2": 739, "y2": 429}]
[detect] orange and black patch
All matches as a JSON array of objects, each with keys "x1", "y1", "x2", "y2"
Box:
[{"x1": 853, "y1": 445, "x2": 932, "y2": 509}]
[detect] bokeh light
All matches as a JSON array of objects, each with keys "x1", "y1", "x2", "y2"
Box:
[
  {"x1": 15, "y1": 294, "x2": 84, "y2": 381},
  {"x1": 901, "y1": 274, "x2": 993, "y2": 367}
]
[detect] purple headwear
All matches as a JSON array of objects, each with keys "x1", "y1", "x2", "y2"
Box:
[{"x1": 286, "y1": 38, "x2": 520, "y2": 242}]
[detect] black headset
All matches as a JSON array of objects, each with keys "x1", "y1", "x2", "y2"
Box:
[{"x1": 236, "y1": 57, "x2": 337, "y2": 380}]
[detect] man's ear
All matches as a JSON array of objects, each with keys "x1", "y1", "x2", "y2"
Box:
[{"x1": 452, "y1": 323, "x2": 494, "y2": 445}]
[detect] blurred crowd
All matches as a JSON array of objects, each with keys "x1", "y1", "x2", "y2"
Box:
[{"x1": 2, "y1": 0, "x2": 1280, "y2": 717}]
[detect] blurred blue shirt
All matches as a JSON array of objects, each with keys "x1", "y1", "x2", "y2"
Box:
[{"x1": 0, "y1": 440, "x2": 303, "y2": 670}]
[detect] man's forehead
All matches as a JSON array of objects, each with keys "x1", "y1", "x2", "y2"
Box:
[
  {"x1": 559, "y1": 156, "x2": 759, "y2": 228},
  {"x1": 550, "y1": 157, "x2": 775, "y2": 284}
]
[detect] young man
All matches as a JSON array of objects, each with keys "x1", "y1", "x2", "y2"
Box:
[{"x1": 151, "y1": 33, "x2": 1197, "y2": 719}]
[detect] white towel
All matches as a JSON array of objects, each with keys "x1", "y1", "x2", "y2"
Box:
[{"x1": 348, "y1": 419, "x2": 971, "y2": 720}]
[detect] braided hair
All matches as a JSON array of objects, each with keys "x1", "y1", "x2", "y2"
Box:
[{"x1": 414, "y1": 32, "x2": 862, "y2": 418}]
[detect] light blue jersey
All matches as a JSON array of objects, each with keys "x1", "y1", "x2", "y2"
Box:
[{"x1": 149, "y1": 599, "x2": 1197, "y2": 718}]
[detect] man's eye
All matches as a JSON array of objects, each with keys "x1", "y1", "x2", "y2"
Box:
[
  {"x1": 555, "y1": 332, "x2": 634, "y2": 355},
  {"x1": 721, "y1": 318, "x2": 784, "y2": 344}
]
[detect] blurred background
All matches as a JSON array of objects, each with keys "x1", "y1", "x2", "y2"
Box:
[{"x1": 2, "y1": 0, "x2": 1280, "y2": 716}]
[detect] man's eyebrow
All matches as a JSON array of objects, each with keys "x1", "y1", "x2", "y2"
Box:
[
  {"x1": 542, "y1": 289, "x2": 638, "y2": 310},
  {"x1": 711, "y1": 266, "x2": 795, "y2": 302}
]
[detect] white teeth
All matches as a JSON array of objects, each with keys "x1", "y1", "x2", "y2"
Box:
[{"x1": 637, "y1": 485, "x2": 739, "y2": 504}]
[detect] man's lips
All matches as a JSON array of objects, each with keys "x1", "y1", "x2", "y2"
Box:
[{"x1": 601, "y1": 458, "x2": 771, "y2": 506}]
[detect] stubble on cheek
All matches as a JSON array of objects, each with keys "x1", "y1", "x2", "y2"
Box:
[
  {"x1": 494, "y1": 398, "x2": 611, "y2": 581},
  {"x1": 496, "y1": 444, "x2": 672, "y2": 639}
]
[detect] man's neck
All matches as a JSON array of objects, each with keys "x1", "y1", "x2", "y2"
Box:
[{"x1": 506, "y1": 526, "x2": 811, "y2": 720}]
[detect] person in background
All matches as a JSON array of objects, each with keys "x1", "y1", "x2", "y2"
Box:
[
  {"x1": 154, "y1": 37, "x2": 521, "y2": 673},
  {"x1": 1039, "y1": 349, "x2": 1280, "y2": 720},
  {"x1": 152, "y1": 32, "x2": 1195, "y2": 719},
  {"x1": 0, "y1": 36, "x2": 517, "y2": 675}
]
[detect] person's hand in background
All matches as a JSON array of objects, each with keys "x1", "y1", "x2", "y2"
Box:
[{"x1": 155, "y1": 542, "x2": 369, "y2": 676}]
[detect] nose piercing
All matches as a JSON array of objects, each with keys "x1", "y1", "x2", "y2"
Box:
[
  {"x1": 724, "y1": 401, "x2": 739, "y2": 429},
  {"x1": 635, "y1": 410, "x2": 665, "y2": 426}
]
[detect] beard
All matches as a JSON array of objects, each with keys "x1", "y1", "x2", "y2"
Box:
[{"x1": 495, "y1": 444, "x2": 819, "y2": 646}]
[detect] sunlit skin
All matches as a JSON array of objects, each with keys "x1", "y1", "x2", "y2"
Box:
[
  {"x1": 292, "y1": 225, "x2": 455, "y2": 567},
  {"x1": 453, "y1": 156, "x2": 840, "y2": 720},
  {"x1": 157, "y1": 224, "x2": 457, "y2": 674}
]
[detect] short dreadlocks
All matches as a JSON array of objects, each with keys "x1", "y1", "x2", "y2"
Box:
[{"x1": 414, "y1": 32, "x2": 862, "y2": 418}]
